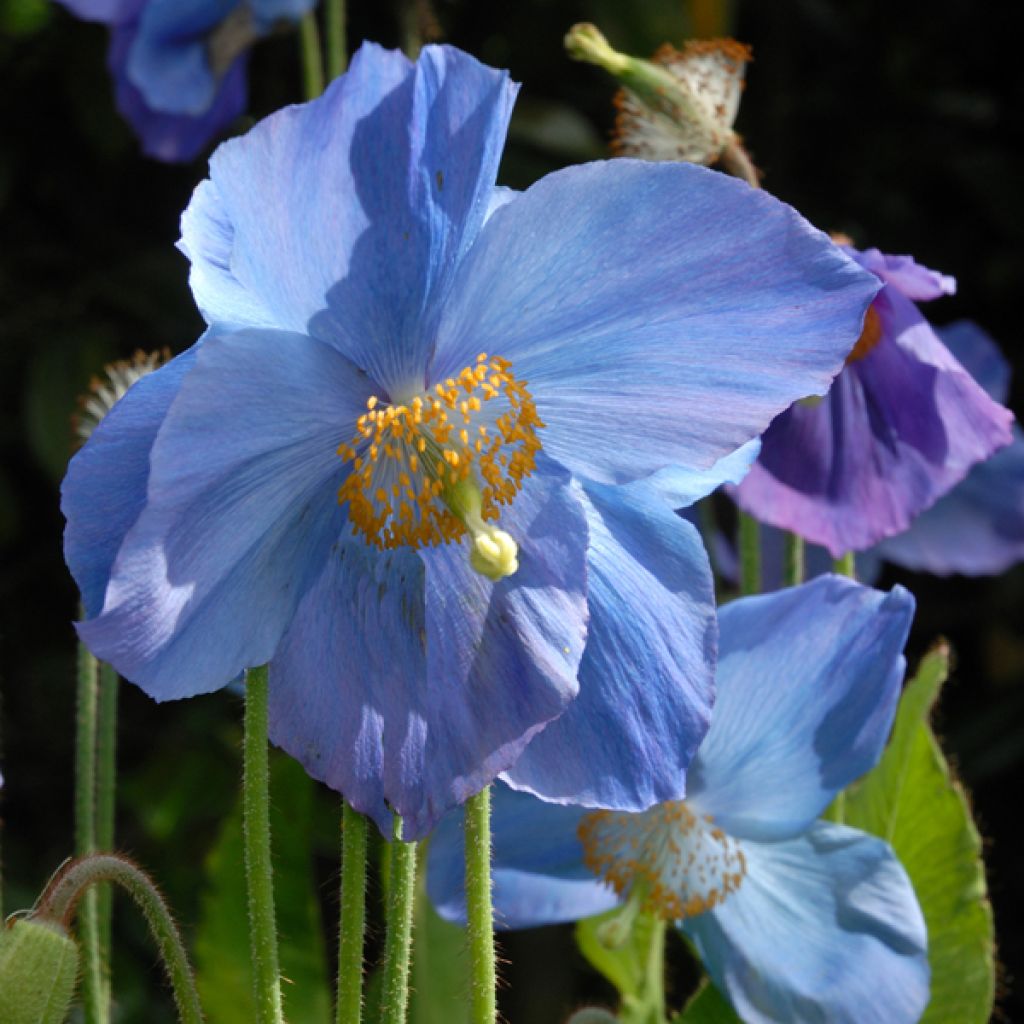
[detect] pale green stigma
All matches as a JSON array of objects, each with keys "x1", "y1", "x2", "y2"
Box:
[{"x1": 446, "y1": 477, "x2": 520, "y2": 582}]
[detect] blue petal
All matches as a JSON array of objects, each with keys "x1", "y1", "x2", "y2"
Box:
[
  {"x1": 55, "y1": 0, "x2": 140, "y2": 22},
  {"x1": 249, "y1": 0, "x2": 316, "y2": 25},
  {"x1": 686, "y1": 576, "x2": 914, "y2": 841},
  {"x1": 937, "y1": 319, "x2": 1011, "y2": 405},
  {"x1": 181, "y1": 42, "x2": 517, "y2": 397},
  {"x1": 62, "y1": 347, "x2": 198, "y2": 618},
  {"x1": 431, "y1": 159, "x2": 879, "y2": 485},
  {"x1": 847, "y1": 246, "x2": 955, "y2": 302},
  {"x1": 637, "y1": 440, "x2": 760, "y2": 510},
  {"x1": 504, "y1": 479, "x2": 715, "y2": 811},
  {"x1": 683, "y1": 823, "x2": 929, "y2": 1024},
  {"x1": 110, "y1": 22, "x2": 248, "y2": 162},
  {"x1": 77, "y1": 326, "x2": 363, "y2": 698},
  {"x1": 268, "y1": 461, "x2": 589, "y2": 839},
  {"x1": 427, "y1": 784, "x2": 617, "y2": 928}
]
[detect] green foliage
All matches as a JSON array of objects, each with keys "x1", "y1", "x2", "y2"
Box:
[
  {"x1": 672, "y1": 980, "x2": 739, "y2": 1024},
  {"x1": 194, "y1": 754, "x2": 331, "y2": 1024},
  {"x1": 844, "y1": 643, "x2": 996, "y2": 1024}
]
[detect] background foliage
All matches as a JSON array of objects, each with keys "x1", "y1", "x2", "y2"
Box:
[{"x1": 1, "y1": 0, "x2": 1022, "y2": 1019}]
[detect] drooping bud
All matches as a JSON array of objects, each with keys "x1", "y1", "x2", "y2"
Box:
[{"x1": 0, "y1": 918, "x2": 79, "y2": 1024}]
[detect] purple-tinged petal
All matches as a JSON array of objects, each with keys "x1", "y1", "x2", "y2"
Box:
[
  {"x1": 181, "y1": 42, "x2": 517, "y2": 396},
  {"x1": 78, "y1": 326, "x2": 363, "y2": 698},
  {"x1": 431, "y1": 159, "x2": 879, "y2": 486},
  {"x1": 937, "y1": 319, "x2": 1011, "y2": 404},
  {"x1": 55, "y1": 0, "x2": 141, "y2": 24},
  {"x1": 110, "y1": 22, "x2": 248, "y2": 162},
  {"x1": 683, "y1": 823, "x2": 929, "y2": 1024},
  {"x1": 847, "y1": 246, "x2": 955, "y2": 302},
  {"x1": 62, "y1": 347, "x2": 198, "y2": 618},
  {"x1": 687, "y1": 576, "x2": 914, "y2": 841},
  {"x1": 427, "y1": 784, "x2": 616, "y2": 929},
  {"x1": 504, "y1": 479, "x2": 715, "y2": 812},
  {"x1": 736, "y1": 291, "x2": 1014, "y2": 556},
  {"x1": 268, "y1": 461, "x2": 589, "y2": 839}
]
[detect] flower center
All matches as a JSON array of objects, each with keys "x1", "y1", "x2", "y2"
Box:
[
  {"x1": 578, "y1": 801, "x2": 747, "y2": 921},
  {"x1": 845, "y1": 304, "x2": 883, "y2": 364},
  {"x1": 336, "y1": 353, "x2": 543, "y2": 555}
]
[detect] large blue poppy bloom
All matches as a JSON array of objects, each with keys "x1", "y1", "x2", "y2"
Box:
[
  {"x1": 62, "y1": 43, "x2": 880, "y2": 838},
  {"x1": 429, "y1": 576, "x2": 928, "y2": 1023},
  {"x1": 734, "y1": 247, "x2": 1014, "y2": 556},
  {"x1": 56, "y1": 0, "x2": 315, "y2": 162}
]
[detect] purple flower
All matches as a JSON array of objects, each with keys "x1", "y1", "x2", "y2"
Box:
[
  {"x1": 428, "y1": 576, "x2": 929, "y2": 1024},
  {"x1": 733, "y1": 246, "x2": 1014, "y2": 556},
  {"x1": 62, "y1": 43, "x2": 879, "y2": 837},
  {"x1": 56, "y1": 0, "x2": 315, "y2": 162}
]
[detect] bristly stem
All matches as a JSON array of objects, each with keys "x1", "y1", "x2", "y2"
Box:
[
  {"x1": 36, "y1": 853, "x2": 203, "y2": 1024},
  {"x1": 833, "y1": 552, "x2": 856, "y2": 579},
  {"x1": 95, "y1": 662, "x2": 119, "y2": 1007},
  {"x1": 380, "y1": 813, "x2": 417, "y2": 1024},
  {"x1": 464, "y1": 786, "x2": 497, "y2": 1024},
  {"x1": 299, "y1": 11, "x2": 325, "y2": 100},
  {"x1": 325, "y1": 0, "x2": 347, "y2": 80},
  {"x1": 75, "y1": 638, "x2": 105, "y2": 1024},
  {"x1": 738, "y1": 512, "x2": 762, "y2": 596},
  {"x1": 336, "y1": 800, "x2": 368, "y2": 1024},
  {"x1": 784, "y1": 532, "x2": 805, "y2": 588},
  {"x1": 243, "y1": 666, "x2": 284, "y2": 1024}
]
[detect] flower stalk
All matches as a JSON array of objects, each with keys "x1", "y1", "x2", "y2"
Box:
[
  {"x1": 784, "y1": 533, "x2": 805, "y2": 588},
  {"x1": 336, "y1": 800, "x2": 368, "y2": 1024},
  {"x1": 738, "y1": 512, "x2": 762, "y2": 596},
  {"x1": 299, "y1": 11, "x2": 325, "y2": 100},
  {"x1": 242, "y1": 666, "x2": 284, "y2": 1024},
  {"x1": 95, "y1": 662, "x2": 119, "y2": 1005},
  {"x1": 325, "y1": 0, "x2": 347, "y2": 80},
  {"x1": 464, "y1": 786, "x2": 497, "y2": 1024},
  {"x1": 380, "y1": 813, "x2": 417, "y2": 1024},
  {"x1": 833, "y1": 552, "x2": 856, "y2": 578}
]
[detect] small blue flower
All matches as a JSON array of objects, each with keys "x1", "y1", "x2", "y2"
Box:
[
  {"x1": 63, "y1": 43, "x2": 880, "y2": 838},
  {"x1": 429, "y1": 576, "x2": 929, "y2": 1023},
  {"x1": 56, "y1": 0, "x2": 315, "y2": 162}
]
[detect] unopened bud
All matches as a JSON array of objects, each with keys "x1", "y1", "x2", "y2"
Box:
[{"x1": 0, "y1": 918, "x2": 79, "y2": 1024}]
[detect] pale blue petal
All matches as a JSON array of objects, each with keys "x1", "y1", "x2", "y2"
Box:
[
  {"x1": 504, "y1": 480, "x2": 715, "y2": 811},
  {"x1": 683, "y1": 823, "x2": 929, "y2": 1024},
  {"x1": 268, "y1": 462, "x2": 589, "y2": 840},
  {"x1": 63, "y1": 347, "x2": 197, "y2": 618},
  {"x1": 78, "y1": 326, "x2": 364, "y2": 699},
  {"x1": 939, "y1": 320, "x2": 1011, "y2": 404},
  {"x1": 636, "y1": 440, "x2": 761, "y2": 510},
  {"x1": 687, "y1": 576, "x2": 914, "y2": 841},
  {"x1": 432, "y1": 159, "x2": 879, "y2": 484},
  {"x1": 427, "y1": 784, "x2": 618, "y2": 928}
]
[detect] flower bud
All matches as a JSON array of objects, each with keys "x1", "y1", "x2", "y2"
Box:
[{"x1": 0, "y1": 918, "x2": 80, "y2": 1024}]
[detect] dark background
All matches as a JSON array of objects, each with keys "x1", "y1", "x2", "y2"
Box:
[{"x1": 1, "y1": 0, "x2": 1022, "y2": 1020}]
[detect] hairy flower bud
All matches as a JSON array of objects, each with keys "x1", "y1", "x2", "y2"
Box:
[{"x1": 0, "y1": 919, "x2": 80, "y2": 1024}]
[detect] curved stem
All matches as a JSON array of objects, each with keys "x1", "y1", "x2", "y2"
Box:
[
  {"x1": 243, "y1": 666, "x2": 284, "y2": 1024},
  {"x1": 783, "y1": 532, "x2": 805, "y2": 588},
  {"x1": 299, "y1": 11, "x2": 325, "y2": 100},
  {"x1": 737, "y1": 512, "x2": 762, "y2": 596},
  {"x1": 464, "y1": 786, "x2": 497, "y2": 1024},
  {"x1": 719, "y1": 138, "x2": 760, "y2": 188},
  {"x1": 325, "y1": 0, "x2": 347, "y2": 80},
  {"x1": 36, "y1": 854, "x2": 203, "y2": 1024},
  {"x1": 336, "y1": 800, "x2": 368, "y2": 1024},
  {"x1": 95, "y1": 662, "x2": 119, "y2": 1005},
  {"x1": 380, "y1": 814, "x2": 417, "y2": 1024},
  {"x1": 75, "y1": 638, "x2": 105, "y2": 1024}
]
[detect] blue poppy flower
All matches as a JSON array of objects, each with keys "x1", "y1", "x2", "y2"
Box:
[
  {"x1": 429, "y1": 576, "x2": 929, "y2": 1023},
  {"x1": 56, "y1": 0, "x2": 315, "y2": 162},
  {"x1": 62, "y1": 43, "x2": 880, "y2": 838},
  {"x1": 734, "y1": 247, "x2": 1014, "y2": 556}
]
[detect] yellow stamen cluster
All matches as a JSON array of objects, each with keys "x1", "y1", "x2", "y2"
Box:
[
  {"x1": 336, "y1": 353, "x2": 543, "y2": 550},
  {"x1": 578, "y1": 801, "x2": 747, "y2": 922}
]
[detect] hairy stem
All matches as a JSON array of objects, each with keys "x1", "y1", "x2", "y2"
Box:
[
  {"x1": 380, "y1": 814, "x2": 417, "y2": 1024},
  {"x1": 336, "y1": 800, "x2": 368, "y2": 1024},
  {"x1": 464, "y1": 786, "x2": 497, "y2": 1024}
]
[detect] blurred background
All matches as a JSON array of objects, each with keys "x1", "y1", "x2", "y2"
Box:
[{"x1": 1, "y1": 0, "x2": 1022, "y2": 1019}]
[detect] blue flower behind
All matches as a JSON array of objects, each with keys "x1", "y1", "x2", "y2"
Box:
[
  {"x1": 56, "y1": 0, "x2": 315, "y2": 162},
  {"x1": 63, "y1": 43, "x2": 881, "y2": 838},
  {"x1": 429, "y1": 576, "x2": 929, "y2": 1023}
]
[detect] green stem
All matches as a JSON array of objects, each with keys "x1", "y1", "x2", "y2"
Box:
[
  {"x1": 783, "y1": 532, "x2": 805, "y2": 588},
  {"x1": 75, "y1": 638, "x2": 105, "y2": 1024},
  {"x1": 95, "y1": 663, "x2": 119, "y2": 1007},
  {"x1": 618, "y1": 913, "x2": 667, "y2": 1024},
  {"x1": 336, "y1": 801, "x2": 368, "y2": 1024},
  {"x1": 833, "y1": 552, "x2": 856, "y2": 579},
  {"x1": 464, "y1": 786, "x2": 496, "y2": 1024},
  {"x1": 325, "y1": 0, "x2": 347, "y2": 80},
  {"x1": 243, "y1": 666, "x2": 284, "y2": 1024},
  {"x1": 36, "y1": 853, "x2": 204, "y2": 1024},
  {"x1": 737, "y1": 512, "x2": 762, "y2": 596},
  {"x1": 380, "y1": 814, "x2": 417, "y2": 1024},
  {"x1": 299, "y1": 11, "x2": 325, "y2": 100}
]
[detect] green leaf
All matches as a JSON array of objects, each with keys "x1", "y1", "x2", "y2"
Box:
[
  {"x1": 844, "y1": 642, "x2": 995, "y2": 1024},
  {"x1": 672, "y1": 980, "x2": 740, "y2": 1023},
  {"x1": 194, "y1": 754, "x2": 331, "y2": 1024},
  {"x1": 408, "y1": 871, "x2": 471, "y2": 1024}
]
